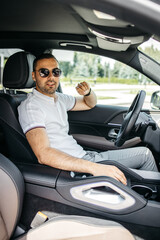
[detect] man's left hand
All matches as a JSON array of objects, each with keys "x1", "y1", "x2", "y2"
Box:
[{"x1": 76, "y1": 81, "x2": 90, "y2": 96}]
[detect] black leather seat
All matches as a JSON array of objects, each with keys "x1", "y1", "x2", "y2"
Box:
[
  {"x1": 0, "y1": 51, "x2": 38, "y2": 163},
  {"x1": 0, "y1": 153, "x2": 134, "y2": 240}
]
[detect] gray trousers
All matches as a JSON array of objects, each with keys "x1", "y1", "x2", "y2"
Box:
[{"x1": 83, "y1": 147, "x2": 158, "y2": 172}]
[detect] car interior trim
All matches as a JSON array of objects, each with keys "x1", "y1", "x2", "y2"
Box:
[{"x1": 70, "y1": 181, "x2": 136, "y2": 211}]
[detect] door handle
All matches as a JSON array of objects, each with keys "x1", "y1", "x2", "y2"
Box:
[{"x1": 108, "y1": 128, "x2": 119, "y2": 139}]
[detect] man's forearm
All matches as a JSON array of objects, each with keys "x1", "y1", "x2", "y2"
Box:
[
  {"x1": 38, "y1": 146, "x2": 96, "y2": 174},
  {"x1": 38, "y1": 146, "x2": 127, "y2": 184}
]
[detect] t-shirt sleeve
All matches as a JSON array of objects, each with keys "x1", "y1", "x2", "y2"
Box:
[
  {"x1": 18, "y1": 101, "x2": 45, "y2": 134},
  {"x1": 60, "y1": 93, "x2": 76, "y2": 111}
]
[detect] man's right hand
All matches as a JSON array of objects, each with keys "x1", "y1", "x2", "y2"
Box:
[{"x1": 92, "y1": 164, "x2": 127, "y2": 185}]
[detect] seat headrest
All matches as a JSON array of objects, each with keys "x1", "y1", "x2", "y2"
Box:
[{"x1": 3, "y1": 51, "x2": 36, "y2": 89}]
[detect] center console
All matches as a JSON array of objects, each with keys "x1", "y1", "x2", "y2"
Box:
[{"x1": 18, "y1": 160, "x2": 160, "y2": 228}]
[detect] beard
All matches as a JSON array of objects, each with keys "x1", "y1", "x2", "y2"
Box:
[{"x1": 36, "y1": 79, "x2": 58, "y2": 96}]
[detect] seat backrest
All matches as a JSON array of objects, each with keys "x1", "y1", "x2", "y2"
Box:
[
  {"x1": 0, "y1": 51, "x2": 38, "y2": 163},
  {"x1": 0, "y1": 153, "x2": 24, "y2": 239}
]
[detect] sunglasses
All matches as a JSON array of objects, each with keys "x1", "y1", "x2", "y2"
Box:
[{"x1": 36, "y1": 68, "x2": 62, "y2": 78}]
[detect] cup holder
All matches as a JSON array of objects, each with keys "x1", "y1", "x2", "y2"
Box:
[{"x1": 131, "y1": 185, "x2": 155, "y2": 200}]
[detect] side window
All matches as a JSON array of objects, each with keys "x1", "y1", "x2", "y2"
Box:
[
  {"x1": 0, "y1": 49, "x2": 23, "y2": 89},
  {"x1": 53, "y1": 50, "x2": 158, "y2": 110}
]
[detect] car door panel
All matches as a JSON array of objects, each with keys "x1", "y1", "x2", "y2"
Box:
[
  {"x1": 72, "y1": 134, "x2": 141, "y2": 151},
  {"x1": 68, "y1": 104, "x2": 141, "y2": 151},
  {"x1": 68, "y1": 105, "x2": 127, "y2": 124}
]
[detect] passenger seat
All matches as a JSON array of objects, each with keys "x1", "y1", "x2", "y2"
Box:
[{"x1": 0, "y1": 153, "x2": 135, "y2": 240}]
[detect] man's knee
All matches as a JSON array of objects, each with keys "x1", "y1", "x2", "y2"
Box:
[
  {"x1": 137, "y1": 147, "x2": 153, "y2": 159},
  {"x1": 144, "y1": 147, "x2": 154, "y2": 160},
  {"x1": 141, "y1": 147, "x2": 158, "y2": 171}
]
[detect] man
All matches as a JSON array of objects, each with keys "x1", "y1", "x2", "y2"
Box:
[{"x1": 18, "y1": 53, "x2": 158, "y2": 185}]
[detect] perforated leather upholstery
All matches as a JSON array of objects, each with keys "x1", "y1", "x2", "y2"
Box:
[{"x1": 0, "y1": 154, "x2": 24, "y2": 239}]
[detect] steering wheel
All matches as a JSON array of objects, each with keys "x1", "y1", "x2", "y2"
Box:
[{"x1": 115, "y1": 90, "x2": 146, "y2": 147}]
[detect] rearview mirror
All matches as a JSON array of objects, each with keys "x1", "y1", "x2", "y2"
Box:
[{"x1": 151, "y1": 91, "x2": 160, "y2": 110}]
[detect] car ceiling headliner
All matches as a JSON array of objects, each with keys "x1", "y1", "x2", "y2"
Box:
[
  {"x1": 0, "y1": 0, "x2": 151, "y2": 53},
  {"x1": 1, "y1": 1, "x2": 84, "y2": 34}
]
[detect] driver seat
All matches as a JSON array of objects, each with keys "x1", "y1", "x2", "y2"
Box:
[
  {"x1": 0, "y1": 51, "x2": 38, "y2": 163},
  {"x1": 0, "y1": 153, "x2": 135, "y2": 240}
]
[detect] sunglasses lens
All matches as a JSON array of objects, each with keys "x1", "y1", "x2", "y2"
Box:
[
  {"x1": 39, "y1": 68, "x2": 49, "y2": 78},
  {"x1": 52, "y1": 68, "x2": 62, "y2": 77},
  {"x1": 38, "y1": 68, "x2": 61, "y2": 77}
]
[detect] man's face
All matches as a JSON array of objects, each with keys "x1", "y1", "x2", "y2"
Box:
[{"x1": 32, "y1": 58, "x2": 60, "y2": 97}]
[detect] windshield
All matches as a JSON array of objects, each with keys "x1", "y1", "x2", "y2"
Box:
[{"x1": 138, "y1": 37, "x2": 160, "y2": 64}]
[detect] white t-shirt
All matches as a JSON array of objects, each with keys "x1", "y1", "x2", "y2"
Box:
[{"x1": 18, "y1": 89, "x2": 86, "y2": 158}]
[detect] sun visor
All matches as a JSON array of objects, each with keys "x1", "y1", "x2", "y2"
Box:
[
  {"x1": 96, "y1": 37, "x2": 130, "y2": 51},
  {"x1": 88, "y1": 27, "x2": 145, "y2": 51},
  {"x1": 96, "y1": 35, "x2": 144, "y2": 52}
]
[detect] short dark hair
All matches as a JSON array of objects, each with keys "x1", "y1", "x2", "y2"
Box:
[{"x1": 33, "y1": 53, "x2": 58, "y2": 71}]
